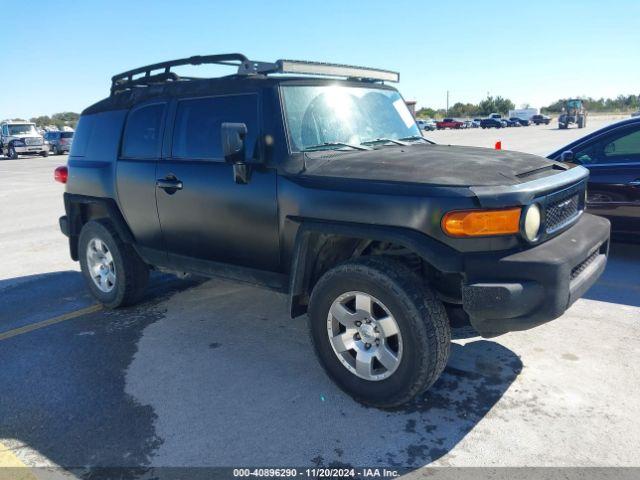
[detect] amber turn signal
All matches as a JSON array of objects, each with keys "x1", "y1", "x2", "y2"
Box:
[{"x1": 442, "y1": 207, "x2": 522, "y2": 237}]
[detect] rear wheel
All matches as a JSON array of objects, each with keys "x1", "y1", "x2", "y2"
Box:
[
  {"x1": 308, "y1": 257, "x2": 450, "y2": 408},
  {"x1": 79, "y1": 220, "x2": 149, "y2": 308}
]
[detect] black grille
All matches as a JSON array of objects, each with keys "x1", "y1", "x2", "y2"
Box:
[
  {"x1": 571, "y1": 250, "x2": 599, "y2": 280},
  {"x1": 545, "y1": 193, "x2": 580, "y2": 233}
]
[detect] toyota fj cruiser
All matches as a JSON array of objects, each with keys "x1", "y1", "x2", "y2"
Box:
[
  {"x1": 56, "y1": 54, "x2": 610, "y2": 408},
  {"x1": 1, "y1": 121, "x2": 48, "y2": 158}
]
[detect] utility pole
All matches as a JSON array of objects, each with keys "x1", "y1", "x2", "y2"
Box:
[{"x1": 446, "y1": 90, "x2": 449, "y2": 115}]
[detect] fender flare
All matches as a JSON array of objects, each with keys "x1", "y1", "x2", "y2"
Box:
[
  {"x1": 287, "y1": 219, "x2": 463, "y2": 318},
  {"x1": 64, "y1": 193, "x2": 135, "y2": 260}
]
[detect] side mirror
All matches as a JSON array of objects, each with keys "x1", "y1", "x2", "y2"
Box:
[
  {"x1": 560, "y1": 150, "x2": 575, "y2": 162},
  {"x1": 221, "y1": 123, "x2": 247, "y2": 164}
]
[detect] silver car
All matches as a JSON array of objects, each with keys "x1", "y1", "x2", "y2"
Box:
[{"x1": 44, "y1": 131, "x2": 74, "y2": 155}]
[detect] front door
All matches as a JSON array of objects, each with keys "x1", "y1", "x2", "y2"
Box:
[
  {"x1": 573, "y1": 124, "x2": 640, "y2": 234},
  {"x1": 156, "y1": 93, "x2": 280, "y2": 272}
]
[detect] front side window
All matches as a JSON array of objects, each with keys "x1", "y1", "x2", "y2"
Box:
[
  {"x1": 172, "y1": 94, "x2": 259, "y2": 160},
  {"x1": 574, "y1": 126, "x2": 640, "y2": 165},
  {"x1": 281, "y1": 85, "x2": 420, "y2": 152},
  {"x1": 122, "y1": 103, "x2": 165, "y2": 158}
]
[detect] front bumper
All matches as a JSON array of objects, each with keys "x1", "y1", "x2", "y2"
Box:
[
  {"x1": 461, "y1": 213, "x2": 610, "y2": 337},
  {"x1": 14, "y1": 144, "x2": 47, "y2": 154}
]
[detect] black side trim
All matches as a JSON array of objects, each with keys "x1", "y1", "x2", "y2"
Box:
[{"x1": 164, "y1": 252, "x2": 288, "y2": 292}]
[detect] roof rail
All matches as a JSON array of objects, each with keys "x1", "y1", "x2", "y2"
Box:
[{"x1": 110, "y1": 53, "x2": 399, "y2": 95}]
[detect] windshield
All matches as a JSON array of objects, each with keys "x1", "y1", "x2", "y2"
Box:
[
  {"x1": 8, "y1": 124, "x2": 37, "y2": 135},
  {"x1": 281, "y1": 85, "x2": 420, "y2": 151}
]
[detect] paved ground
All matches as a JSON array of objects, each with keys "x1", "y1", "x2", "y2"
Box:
[{"x1": 1, "y1": 119, "x2": 639, "y2": 478}]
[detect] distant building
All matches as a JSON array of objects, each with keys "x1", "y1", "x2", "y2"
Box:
[{"x1": 405, "y1": 100, "x2": 417, "y2": 116}]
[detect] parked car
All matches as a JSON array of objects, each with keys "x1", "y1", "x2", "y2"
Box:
[
  {"x1": 416, "y1": 119, "x2": 436, "y2": 131},
  {"x1": 549, "y1": 116, "x2": 640, "y2": 237},
  {"x1": 55, "y1": 53, "x2": 609, "y2": 408},
  {"x1": 436, "y1": 118, "x2": 464, "y2": 129},
  {"x1": 504, "y1": 118, "x2": 521, "y2": 127},
  {"x1": 44, "y1": 131, "x2": 74, "y2": 155},
  {"x1": 510, "y1": 117, "x2": 531, "y2": 126},
  {"x1": 631, "y1": 111, "x2": 640, "y2": 118},
  {"x1": 532, "y1": 114, "x2": 551, "y2": 125},
  {"x1": 0, "y1": 121, "x2": 48, "y2": 158},
  {"x1": 480, "y1": 118, "x2": 503, "y2": 129}
]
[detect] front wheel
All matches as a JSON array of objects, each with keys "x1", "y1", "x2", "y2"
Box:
[
  {"x1": 79, "y1": 220, "x2": 149, "y2": 308},
  {"x1": 308, "y1": 257, "x2": 450, "y2": 408},
  {"x1": 8, "y1": 146, "x2": 18, "y2": 159}
]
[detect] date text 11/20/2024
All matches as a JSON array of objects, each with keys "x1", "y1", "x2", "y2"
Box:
[{"x1": 232, "y1": 468, "x2": 400, "y2": 478}]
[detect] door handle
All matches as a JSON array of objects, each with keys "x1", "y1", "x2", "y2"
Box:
[
  {"x1": 156, "y1": 176, "x2": 183, "y2": 191},
  {"x1": 628, "y1": 179, "x2": 640, "y2": 187}
]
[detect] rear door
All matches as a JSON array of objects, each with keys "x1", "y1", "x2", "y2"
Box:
[
  {"x1": 156, "y1": 92, "x2": 280, "y2": 272},
  {"x1": 116, "y1": 101, "x2": 167, "y2": 253},
  {"x1": 572, "y1": 124, "x2": 640, "y2": 234}
]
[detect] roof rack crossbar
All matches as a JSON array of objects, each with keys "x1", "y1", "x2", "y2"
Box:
[
  {"x1": 110, "y1": 53, "x2": 399, "y2": 95},
  {"x1": 110, "y1": 53, "x2": 251, "y2": 95}
]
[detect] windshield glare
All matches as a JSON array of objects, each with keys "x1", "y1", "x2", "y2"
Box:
[
  {"x1": 8, "y1": 124, "x2": 37, "y2": 135},
  {"x1": 281, "y1": 85, "x2": 420, "y2": 151}
]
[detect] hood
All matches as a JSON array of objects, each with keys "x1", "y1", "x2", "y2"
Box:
[{"x1": 302, "y1": 143, "x2": 570, "y2": 187}]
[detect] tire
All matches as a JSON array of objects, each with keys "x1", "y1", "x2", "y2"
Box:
[
  {"x1": 8, "y1": 146, "x2": 18, "y2": 159},
  {"x1": 41, "y1": 150, "x2": 48, "y2": 157},
  {"x1": 78, "y1": 220, "x2": 149, "y2": 308},
  {"x1": 308, "y1": 256, "x2": 450, "y2": 408}
]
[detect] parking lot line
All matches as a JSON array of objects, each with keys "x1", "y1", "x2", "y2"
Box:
[{"x1": 0, "y1": 304, "x2": 102, "y2": 342}]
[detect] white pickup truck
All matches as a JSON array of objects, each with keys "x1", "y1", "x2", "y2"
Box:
[{"x1": 1, "y1": 121, "x2": 48, "y2": 158}]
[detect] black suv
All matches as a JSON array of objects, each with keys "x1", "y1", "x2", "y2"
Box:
[{"x1": 56, "y1": 54, "x2": 610, "y2": 408}]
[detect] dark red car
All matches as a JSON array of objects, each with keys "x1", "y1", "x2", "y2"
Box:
[{"x1": 436, "y1": 118, "x2": 464, "y2": 129}]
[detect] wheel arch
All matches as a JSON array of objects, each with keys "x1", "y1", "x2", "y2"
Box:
[
  {"x1": 64, "y1": 193, "x2": 135, "y2": 261},
  {"x1": 287, "y1": 219, "x2": 463, "y2": 318}
]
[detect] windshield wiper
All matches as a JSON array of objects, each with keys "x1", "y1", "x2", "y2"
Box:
[
  {"x1": 399, "y1": 135, "x2": 431, "y2": 143},
  {"x1": 302, "y1": 142, "x2": 372, "y2": 152},
  {"x1": 360, "y1": 138, "x2": 408, "y2": 146}
]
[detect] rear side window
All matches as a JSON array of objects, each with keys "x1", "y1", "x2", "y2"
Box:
[
  {"x1": 172, "y1": 94, "x2": 258, "y2": 160},
  {"x1": 122, "y1": 103, "x2": 165, "y2": 158},
  {"x1": 70, "y1": 110, "x2": 127, "y2": 159},
  {"x1": 61, "y1": 132, "x2": 74, "y2": 138}
]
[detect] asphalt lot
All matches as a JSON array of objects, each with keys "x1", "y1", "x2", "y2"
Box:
[{"x1": 1, "y1": 117, "x2": 639, "y2": 478}]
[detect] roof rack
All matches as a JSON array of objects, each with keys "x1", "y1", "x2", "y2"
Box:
[{"x1": 110, "y1": 53, "x2": 399, "y2": 95}]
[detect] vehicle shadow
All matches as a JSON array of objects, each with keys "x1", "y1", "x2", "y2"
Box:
[
  {"x1": 0, "y1": 270, "x2": 203, "y2": 478},
  {"x1": 0, "y1": 270, "x2": 521, "y2": 476},
  {"x1": 583, "y1": 241, "x2": 640, "y2": 307}
]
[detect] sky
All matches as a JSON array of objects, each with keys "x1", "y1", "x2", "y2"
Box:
[{"x1": 1, "y1": 0, "x2": 639, "y2": 119}]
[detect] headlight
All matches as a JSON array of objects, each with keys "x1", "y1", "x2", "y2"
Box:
[{"x1": 523, "y1": 203, "x2": 541, "y2": 241}]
